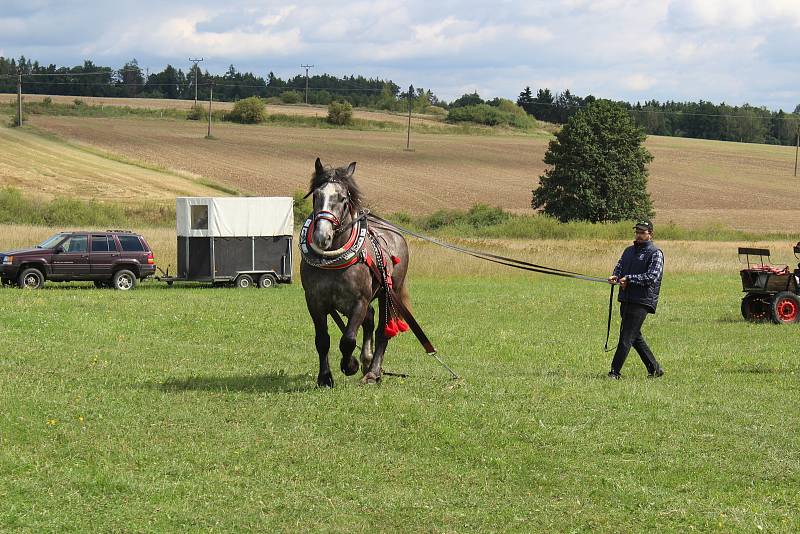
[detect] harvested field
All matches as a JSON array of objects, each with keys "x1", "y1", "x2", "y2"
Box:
[
  {"x1": 20, "y1": 114, "x2": 800, "y2": 232},
  {"x1": 0, "y1": 125, "x2": 222, "y2": 201},
  {"x1": 24, "y1": 115, "x2": 541, "y2": 213},
  {"x1": 0, "y1": 93, "x2": 448, "y2": 128}
]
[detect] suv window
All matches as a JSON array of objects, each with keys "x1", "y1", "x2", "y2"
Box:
[
  {"x1": 62, "y1": 235, "x2": 88, "y2": 253},
  {"x1": 91, "y1": 235, "x2": 113, "y2": 252},
  {"x1": 117, "y1": 235, "x2": 145, "y2": 252}
]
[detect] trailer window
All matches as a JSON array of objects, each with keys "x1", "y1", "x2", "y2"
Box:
[{"x1": 191, "y1": 205, "x2": 209, "y2": 230}]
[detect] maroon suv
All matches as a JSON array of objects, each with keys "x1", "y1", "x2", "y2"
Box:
[{"x1": 0, "y1": 231, "x2": 156, "y2": 290}]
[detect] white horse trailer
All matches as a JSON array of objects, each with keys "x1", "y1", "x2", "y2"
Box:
[{"x1": 160, "y1": 197, "x2": 294, "y2": 288}]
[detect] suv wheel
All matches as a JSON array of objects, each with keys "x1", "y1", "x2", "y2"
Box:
[
  {"x1": 113, "y1": 269, "x2": 137, "y2": 291},
  {"x1": 18, "y1": 268, "x2": 44, "y2": 289},
  {"x1": 234, "y1": 274, "x2": 253, "y2": 289}
]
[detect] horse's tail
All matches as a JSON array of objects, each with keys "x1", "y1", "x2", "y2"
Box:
[{"x1": 397, "y1": 283, "x2": 413, "y2": 314}]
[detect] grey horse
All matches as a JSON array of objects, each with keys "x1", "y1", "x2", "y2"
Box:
[{"x1": 299, "y1": 158, "x2": 412, "y2": 387}]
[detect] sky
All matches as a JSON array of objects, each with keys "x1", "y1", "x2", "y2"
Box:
[{"x1": 1, "y1": 0, "x2": 799, "y2": 110}]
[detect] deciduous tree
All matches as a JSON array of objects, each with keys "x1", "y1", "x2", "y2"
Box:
[{"x1": 532, "y1": 100, "x2": 654, "y2": 222}]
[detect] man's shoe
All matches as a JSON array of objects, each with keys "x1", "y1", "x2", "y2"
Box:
[
  {"x1": 607, "y1": 371, "x2": 621, "y2": 380},
  {"x1": 647, "y1": 368, "x2": 664, "y2": 378}
]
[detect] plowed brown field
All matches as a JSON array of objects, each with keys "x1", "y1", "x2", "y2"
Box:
[
  {"x1": 4, "y1": 103, "x2": 800, "y2": 232},
  {"x1": 0, "y1": 93, "x2": 447, "y2": 127}
]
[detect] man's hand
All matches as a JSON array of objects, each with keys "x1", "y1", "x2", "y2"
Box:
[
  {"x1": 619, "y1": 276, "x2": 629, "y2": 289},
  {"x1": 608, "y1": 275, "x2": 619, "y2": 284}
]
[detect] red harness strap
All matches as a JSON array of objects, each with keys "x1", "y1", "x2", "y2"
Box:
[{"x1": 364, "y1": 234, "x2": 436, "y2": 354}]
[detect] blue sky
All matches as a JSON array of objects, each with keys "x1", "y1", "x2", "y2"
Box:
[{"x1": 1, "y1": 0, "x2": 798, "y2": 110}]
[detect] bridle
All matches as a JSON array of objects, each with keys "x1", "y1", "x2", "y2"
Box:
[{"x1": 305, "y1": 181, "x2": 361, "y2": 257}]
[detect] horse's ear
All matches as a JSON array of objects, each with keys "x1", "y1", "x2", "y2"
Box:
[
  {"x1": 345, "y1": 162, "x2": 357, "y2": 178},
  {"x1": 315, "y1": 157, "x2": 324, "y2": 175}
]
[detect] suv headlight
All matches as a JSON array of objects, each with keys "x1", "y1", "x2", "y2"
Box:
[{"x1": 2, "y1": 255, "x2": 12, "y2": 265}]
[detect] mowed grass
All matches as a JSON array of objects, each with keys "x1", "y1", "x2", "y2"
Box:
[{"x1": 1, "y1": 248, "x2": 799, "y2": 531}]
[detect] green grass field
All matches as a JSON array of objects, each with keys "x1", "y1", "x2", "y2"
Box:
[{"x1": 1, "y1": 274, "x2": 798, "y2": 532}]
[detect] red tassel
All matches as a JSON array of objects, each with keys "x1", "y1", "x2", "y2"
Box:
[
  {"x1": 391, "y1": 255, "x2": 401, "y2": 265},
  {"x1": 366, "y1": 255, "x2": 374, "y2": 267},
  {"x1": 397, "y1": 319, "x2": 409, "y2": 332},
  {"x1": 383, "y1": 319, "x2": 398, "y2": 338}
]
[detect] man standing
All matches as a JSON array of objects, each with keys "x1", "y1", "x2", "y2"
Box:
[{"x1": 607, "y1": 220, "x2": 664, "y2": 379}]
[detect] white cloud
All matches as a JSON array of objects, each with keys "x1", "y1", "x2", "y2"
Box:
[
  {"x1": 517, "y1": 26, "x2": 554, "y2": 43},
  {"x1": 1, "y1": 0, "x2": 798, "y2": 109},
  {"x1": 362, "y1": 17, "x2": 503, "y2": 61},
  {"x1": 257, "y1": 6, "x2": 296, "y2": 27},
  {"x1": 623, "y1": 74, "x2": 656, "y2": 91}
]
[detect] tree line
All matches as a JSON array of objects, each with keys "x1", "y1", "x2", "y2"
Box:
[
  {"x1": 515, "y1": 86, "x2": 800, "y2": 146},
  {"x1": 0, "y1": 56, "x2": 439, "y2": 110},
  {"x1": 2, "y1": 55, "x2": 798, "y2": 146}
]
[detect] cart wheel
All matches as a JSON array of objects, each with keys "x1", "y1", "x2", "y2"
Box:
[
  {"x1": 166, "y1": 281, "x2": 174, "y2": 287},
  {"x1": 771, "y1": 291, "x2": 800, "y2": 324},
  {"x1": 741, "y1": 294, "x2": 770, "y2": 322},
  {"x1": 94, "y1": 280, "x2": 109, "y2": 289},
  {"x1": 258, "y1": 274, "x2": 277, "y2": 289},
  {"x1": 234, "y1": 274, "x2": 253, "y2": 289}
]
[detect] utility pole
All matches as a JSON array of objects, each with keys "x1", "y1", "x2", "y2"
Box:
[
  {"x1": 300, "y1": 64, "x2": 314, "y2": 104},
  {"x1": 189, "y1": 57, "x2": 204, "y2": 106},
  {"x1": 16, "y1": 68, "x2": 22, "y2": 127},
  {"x1": 207, "y1": 83, "x2": 214, "y2": 139},
  {"x1": 405, "y1": 85, "x2": 413, "y2": 151},
  {"x1": 795, "y1": 123, "x2": 799, "y2": 177}
]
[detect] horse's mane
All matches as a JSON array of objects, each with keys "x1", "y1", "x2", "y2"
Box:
[{"x1": 309, "y1": 164, "x2": 363, "y2": 209}]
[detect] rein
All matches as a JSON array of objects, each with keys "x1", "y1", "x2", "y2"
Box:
[{"x1": 367, "y1": 213, "x2": 619, "y2": 352}]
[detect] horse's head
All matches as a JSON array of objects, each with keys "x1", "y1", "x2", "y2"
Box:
[{"x1": 307, "y1": 157, "x2": 362, "y2": 252}]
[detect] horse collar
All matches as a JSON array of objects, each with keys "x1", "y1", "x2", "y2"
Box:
[{"x1": 299, "y1": 214, "x2": 368, "y2": 269}]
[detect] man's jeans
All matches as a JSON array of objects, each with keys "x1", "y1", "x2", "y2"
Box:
[{"x1": 610, "y1": 302, "x2": 661, "y2": 374}]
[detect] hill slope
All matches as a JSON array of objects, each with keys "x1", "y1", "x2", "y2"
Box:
[
  {"x1": 0, "y1": 125, "x2": 224, "y2": 201},
  {"x1": 2, "y1": 105, "x2": 800, "y2": 232}
]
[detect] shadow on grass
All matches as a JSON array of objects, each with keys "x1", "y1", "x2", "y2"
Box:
[{"x1": 157, "y1": 372, "x2": 313, "y2": 394}]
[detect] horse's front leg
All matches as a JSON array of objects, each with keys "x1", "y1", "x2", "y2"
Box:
[
  {"x1": 311, "y1": 311, "x2": 333, "y2": 388},
  {"x1": 340, "y1": 300, "x2": 368, "y2": 376},
  {"x1": 363, "y1": 295, "x2": 389, "y2": 385},
  {"x1": 360, "y1": 304, "x2": 375, "y2": 374}
]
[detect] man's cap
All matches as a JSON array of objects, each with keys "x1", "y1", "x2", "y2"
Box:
[{"x1": 633, "y1": 220, "x2": 653, "y2": 232}]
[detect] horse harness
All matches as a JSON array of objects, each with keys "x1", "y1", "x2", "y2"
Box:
[{"x1": 300, "y1": 210, "x2": 436, "y2": 355}]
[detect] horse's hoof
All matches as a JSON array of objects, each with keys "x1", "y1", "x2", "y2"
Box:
[
  {"x1": 360, "y1": 372, "x2": 381, "y2": 385},
  {"x1": 317, "y1": 372, "x2": 334, "y2": 388},
  {"x1": 341, "y1": 357, "x2": 359, "y2": 376}
]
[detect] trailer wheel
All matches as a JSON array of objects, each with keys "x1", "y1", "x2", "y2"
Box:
[
  {"x1": 771, "y1": 292, "x2": 800, "y2": 324},
  {"x1": 234, "y1": 274, "x2": 253, "y2": 289},
  {"x1": 258, "y1": 274, "x2": 277, "y2": 289},
  {"x1": 741, "y1": 294, "x2": 770, "y2": 322}
]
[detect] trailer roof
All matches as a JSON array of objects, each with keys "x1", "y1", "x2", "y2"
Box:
[{"x1": 176, "y1": 197, "x2": 293, "y2": 237}]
